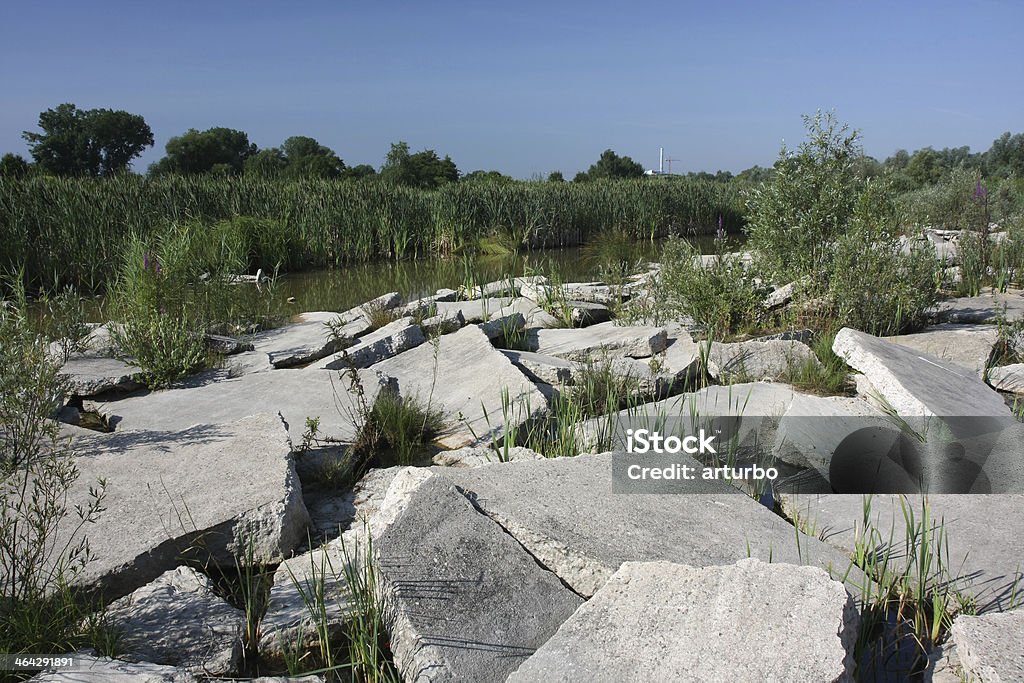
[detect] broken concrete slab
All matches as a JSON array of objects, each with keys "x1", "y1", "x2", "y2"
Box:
[
  {"x1": 378, "y1": 472, "x2": 583, "y2": 682},
  {"x1": 204, "y1": 333, "x2": 254, "y2": 356},
  {"x1": 358, "y1": 291, "x2": 402, "y2": 316},
  {"x1": 435, "y1": 453, "x2": 864, "y2": 598},
  {"x1": 833, "y1": 327, "x2": 1011, "y2": 418},
  {"x1": 508, "y1": 559, "x2": 857, "y2": 683},
  {"x1": 568, "y1": 301, "x2": 611, "y2": 326},
  {"x1": 397, "y1": 288, "x2": 458, "y2": 317},
  {"x1": 659, "y1": 334, "x2": 702, "y2": 378},
  {"x1": 496, "y1": 297, "x2": 561, "y2": 329},
  {"x1": 522, "y1": 281, "x2": 621, "y2": 306},
  {"x1": 318, "y1": 317, "x2": 425, "y2": 370},
  {"x1": 432, "y1": 297, "x2": 515, "y2": 324},
  {"x1": 576, "y1": 382, "x2": 797, "y2": 454},
  {"x1": 432, "y1": 446, "x2": 544, "y2": 468},
  {"x1": 885, "y1": 324, "x2": 998, "y2": 376},
  {"x1": 460, "y1": 275, "x2": 546, "y2": 300},
  {"x1": 31, "y1": 655, "x2": 197, "y2": 682},
  {"x1": 91, "y1": 366, "x2": 388, "y2": 442},
  {"x1": 476, "y1": 311, "x2": 526, "y2": 342},
  {"x1": 951, "y1": 608, "x2": 1024, "y2": 682},
  {"x1": 244, "y1": 312, "x2": 370, "y2": 369},
  {"x1": 500, "y1": 349, "x2": 577, "y2": 386},
  {"x1": 106, "y1": 566, "x2": 244, "y2": 676},
  {"x1": 260, "y1": 467, "x2": 414, "y2": 660},
  {"x1": 779, "y1": 494, "x2": 1024, "y2": 611},
  {"x1": 932, "y1": 290, "x2": 1024, "y2": 324},
  {"x1": 708, "y1": 339, "x2": 819, "y2": 382},
  {"x1": 370, "y1": 325, "x2": 548, "y2": 449},
  {"x1": 772, "y1": 394, "x2": 890, "y2": 475},
  {"x1": 988, "y1": 363, "x2": 1024, "y2": 393},
  {"x1": 419, "y1": 309, "x2": 465, "y2": 337},
  {"x1": 58, "y1": 355, "x2": 145, "y2": 396},
  {"x1": 764, "y1": 280, "x2": 801, "y2": 309},
  {"x1": 58, "y1": 414, "x2": 309, "y2": 600},
  {"x1": 529, "y1": 321, "x2": 668, "y2": 361},
  {"x1": 258, "y1": 534, "x2": 355, "y2": 662}
]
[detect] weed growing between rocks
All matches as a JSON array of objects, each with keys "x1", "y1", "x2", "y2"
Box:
[
  {"x1": 280, "y1": 532, "x2": 399, "y2": 682},
  {"x1": 0, "y1": 282, "x2": 118, "y2": 663},
  {"x1": 361, "y1": 301, "x2": 401, "y2": 332},
  {"x1": 848, "y1": 496, "x2": 979, "y2": 679},
  {"x1": 782, "y1": 329, "x2": 854, "y2": 396}
]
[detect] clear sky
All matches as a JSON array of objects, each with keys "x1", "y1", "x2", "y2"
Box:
[{"x1": 1, "y1": 1, "x2": 1021, "y2": 178}]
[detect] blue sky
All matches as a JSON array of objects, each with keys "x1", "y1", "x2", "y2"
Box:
[{"x1": 2, "y1": 1, "x2": 1021, "y2": 178}]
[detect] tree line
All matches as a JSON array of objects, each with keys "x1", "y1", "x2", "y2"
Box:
[
  {"x1": 0, "y1": 103, "x2": 658, "y2": 188},
  {"x1": 2, "y1": 102, "x2": 1023, "y2": 188}
]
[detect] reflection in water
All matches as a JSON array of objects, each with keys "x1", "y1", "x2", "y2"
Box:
[
  {"x1": 269, "y1": 237, "x2": 731, "y2": 315},
  {"x1": 77, "y1": 237, "x2": 729, "y2": 322}
]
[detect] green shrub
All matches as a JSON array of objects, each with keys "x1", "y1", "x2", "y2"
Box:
[
  {"x1": 0, "y1": 283, "x2": 115, "y2": 657},
  {"x1": 829, "y1": 180, "x2": 939, "y2": 335},
  {"x1": 659, "y1": 237, "x2": 767, "y2": 339},
  {"x1": 744, "y1": 111, "x2": 863, "y2": 285}
]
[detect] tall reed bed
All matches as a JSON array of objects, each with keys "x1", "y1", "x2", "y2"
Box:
[{"x1": 0, "y1": 175, "x2": 745, "y2": 294}]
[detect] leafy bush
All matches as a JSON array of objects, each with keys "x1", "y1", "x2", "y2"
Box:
[
  {"x1": 829, "y1": 180, "x2": 940, "y2": 335},
  {"x1": 659, "y1": 237, "x2": 767, "y2": 338},
  {"x1": 0, "y1": 283, "x2": 114, "y2": 657},
  {"x1": 898, "y1": 169, "x2": 985, "y2": 231},
  {"x1": 744, "y1": 111, "x2": 862, "y2": 285},
  {"x1": 109, "y1": 223, "x2": 283, "y2": 387}
]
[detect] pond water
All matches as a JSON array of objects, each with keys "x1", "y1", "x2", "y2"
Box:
[
  {"x1": 71, "y1": 234, "x2": 735, "y2": 323},
  {"x1": 259, "y1": 235, "x2": 733, "y2": 318}
]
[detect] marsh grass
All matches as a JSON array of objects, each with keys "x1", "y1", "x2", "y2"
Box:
[
  {"x1": 361, "y1": 301, "x2": 402, "y2": 332},
  {"x1": 108, "y1": 224, "x2": 282, "y2": 387},
  {"x1": 1, "y1": 175, "x2": 742, "y2": 295}
]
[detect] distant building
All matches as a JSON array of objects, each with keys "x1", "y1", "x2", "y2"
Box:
[{"x1": 645, "y1": 147, "x2": 676, "y2": 176}]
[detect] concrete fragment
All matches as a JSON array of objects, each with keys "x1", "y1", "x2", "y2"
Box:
[
  {"x1": 952, "y1": 608, "x2": 1024, "y2": 682},
  {"x1": 55, "y1": 415, "x2": 309, "y2": 600},
  {"x1": 568, "y1": 300, "x2": 611, "y2": 326},
  {"x1": 432, "y1": 297, "x2": 515, "y2": 324},
  {"x1": 432, "y1": 446, "x2": 544, "y2": 467},
  {"x1": 988, "y1": 363, "x2": 1024, "y2": 393},
  {"x1": 436, "y1": 453, "x2": 864, "y2": 598},
  {"x1": 530, "y1": 321, "x2": 667, "y2": 360},
  {"x1": 772, "y1": 393, "x2": 890, "y2": 474},
  {"x1": 508, "y1": 559, "x2": 857, "y2": 683},
  {"x1": 58, "y1": 356, "x2": 145, "y2": 396},
  {"x1": 497, "y1": 296, "x2": 562, "y2": 329},
  {"x1": 576, "y1": 382, "x2": 796, "y2": 454},
  {"x1": 31, "y1": 655, "x2": 197, "y2": 682},
  {"x1": 250, "y1": 312, "x2": 366, "y2": 369},
  {"x1": 779, "y1": 494, "x2": 1024, "y2": 611},
  {"x1": 932, "y1": 290, "x2": 1024, "y2": 324},
  {"x1": 318, "y1": 317, "x2": 425, "y2": 370},
  {"x1": 476, "y1": 311, "x2": 526, "y2": 342},
  {"x1": 106, "y1": 566, "x2": 244, "y2": 676},
  {"x1": 378, "y1": 474, "x2": 583, "y2": 682},
  {"x1": 369, "y1": 325, "x2": 548, "y2": 448},
  {"x1": 885, "y1": 324, "x2": 998, "y2": 376},
  {"x1": 833, "y1": 327, "x2": 1011, "y2": 418},
  {"x1": 708, "y1": 339, "x2": 819, "y2": 382},
  {"x1": 91, "y1": 367, "x2": 388, "y2": 442},
  {"x1": 500, "y1": 349, "x2": 577, "y2": 386}
]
